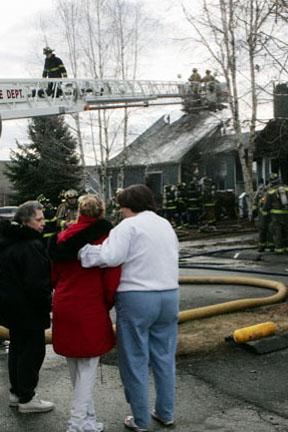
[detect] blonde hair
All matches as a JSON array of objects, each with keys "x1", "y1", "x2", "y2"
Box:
[{"x1": 78, "y1": 194, "x2": 105, "y2": 218}]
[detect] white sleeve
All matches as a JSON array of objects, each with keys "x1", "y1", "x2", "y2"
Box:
[{"x1": 79, "y1": 221, "x2": 131, "y2": 268}]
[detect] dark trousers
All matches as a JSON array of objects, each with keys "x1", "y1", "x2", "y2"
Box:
[
  {"x1": 271, "y1": 214, "x2": 288, "y2": 253},
  {"x1": 46, "y1": 81, "x2": 63, "y2": 97},
  {"x1": 258, "y1": 214, "x2": 273, "y2": 249},
  {"x1": 8, "y1": 328, "x2": 46, "y2": 403}
]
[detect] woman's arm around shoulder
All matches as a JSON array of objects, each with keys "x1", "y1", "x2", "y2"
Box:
[{"x1": 79, "y1": 218, "x2": 132, "y2": 268}]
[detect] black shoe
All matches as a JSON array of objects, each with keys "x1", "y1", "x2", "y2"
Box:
[{"x1": 38, "y1": 89, "x2": 46, "y2": 98}]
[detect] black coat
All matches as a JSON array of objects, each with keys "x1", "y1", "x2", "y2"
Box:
[
  {"x1": 0, "y1": 220, "x2": 52, "y2": 330},
  {"x1": 48, "y1": 219, "x2": 113, "y2": 261}
]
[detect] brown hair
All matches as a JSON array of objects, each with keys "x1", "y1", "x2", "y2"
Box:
[
  {"x1": 78, "y1": 194, "x2": 105, "y2": 218},
  {"x1": 117, "y1": 184, "x2": 157, "y2": 213}
]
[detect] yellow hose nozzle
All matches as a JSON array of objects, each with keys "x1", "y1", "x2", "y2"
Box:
[{"x1": 233, "y1": 321, "x2": 278, "y2": 344}]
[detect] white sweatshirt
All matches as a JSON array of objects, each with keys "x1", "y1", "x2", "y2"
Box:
[{"x1": 79, "y1": 210, "x2": 179, "y2": 292}]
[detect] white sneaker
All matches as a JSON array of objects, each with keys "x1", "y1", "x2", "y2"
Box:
[
  {"x1": 66, "y1": 422, "x2": 104, "y2": 432},
  {"x1": 9, "y1": 393, "x2": 19, "y2": 407},
  {"x1": 18, "y1": 394, "x2": 54, "y2": 413},
  {"x1": 66, "y1": 423, "x2": 104, "y2": 432},
  {"x1": 95, "y1": 422, "x2": 104, "y2": 432}
]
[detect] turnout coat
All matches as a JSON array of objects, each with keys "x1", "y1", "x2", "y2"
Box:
[
  {"x1": 0, "y1": 220, "x2": 52, "y2": 330},
  {"x1": 51, "y1": 215, "x2": 121, "y2": 358},
  {"x1": 42, "y1": 54, "x2": 67, "y2": 78}
]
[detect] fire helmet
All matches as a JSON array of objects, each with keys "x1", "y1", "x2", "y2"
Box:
[
  {"x1": 269, "y1": 173, "x2": 280, "y2": 185},
  {"x1": 37, "y1": 194, "x2": 50, "y2": 205},
  {"x1": 43, "y1": 47, "x2": 54, "y2": 55},
  {"x1": 64, "y1": 189, "x2": 78, "y2": 199}
]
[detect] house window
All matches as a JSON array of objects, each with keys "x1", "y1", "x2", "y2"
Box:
[{"x1": 216, "y1": 160, "x2": 227, "y2": 189}]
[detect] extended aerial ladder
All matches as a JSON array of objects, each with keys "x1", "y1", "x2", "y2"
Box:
[
  {"x1": 0, "y1": 78, "x2": 228, "y2": 135},
  {"x1": 0, "y1": 77, "x2": 187, "y2": 137},
  {"x1": 0, "y1": 78, "x2": 185, "y2": 119}
]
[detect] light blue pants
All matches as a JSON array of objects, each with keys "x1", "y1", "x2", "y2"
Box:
[{"x1": 115, "y1": 289, "x2": 179, "y2": 429}]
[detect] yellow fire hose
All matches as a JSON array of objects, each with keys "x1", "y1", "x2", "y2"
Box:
[
  {"x1": 178, "y1": 275, "x2": 287, "y2": 322},
  {"x1": 0, "y1": 275, "x2": 287, "y2": 345}
]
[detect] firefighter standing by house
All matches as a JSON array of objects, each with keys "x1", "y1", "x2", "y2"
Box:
[
  {"x1": 56, "y1": 189, "x2": 79, "y2": 231},
  {"x1": 263, "y1": 173, "x2": 288, "y2": 254},
  {"x1": 199, "y1": 177, "x2": 217, "y2": 226},
  {"x1": 42, "y1": 47, "x2": 68, "y2": 97},
  {"x1": 186, "y1": 178, "x2": 202, "y2": 227},
  {"x1": 253, "y1": 180, "x2": 273, "y2": 252},
  {"x1": 175, "y1": 182, "x2": 188, "y2": 227},
  {"x1": 162, "y1": 184, "x2": 177, "y2": 224}
]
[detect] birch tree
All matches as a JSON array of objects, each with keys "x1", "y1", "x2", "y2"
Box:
[
  {"x1": 57, "y1": 0, "x2": 87, "y2": 177},
  {"x1": 81, "y1": 0, "x2": 151, "y2": 197},
  {"x1": 183, "y1": 0, "x2": 281, "y2": 218},
  {"x1": 108, "y1": 0, "x2": 144, "y2": 188}
]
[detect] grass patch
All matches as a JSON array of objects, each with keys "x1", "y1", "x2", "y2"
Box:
[{"x1": 177, "y1": 303, "x2": 288, "y2": 355}]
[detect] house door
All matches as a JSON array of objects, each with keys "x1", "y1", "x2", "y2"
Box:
[{"x1": 145, "y1": 172, "x2": 162, "y2": 205}]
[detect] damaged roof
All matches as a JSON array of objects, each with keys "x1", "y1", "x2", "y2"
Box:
[
  {"x1": 202, "y1": 131, "x2": 250, "y2": 155},
  {"x1": 109, "y1": 109, "x2": 230, "y2": 167}
]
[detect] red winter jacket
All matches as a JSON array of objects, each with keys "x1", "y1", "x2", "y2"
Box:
[{"x1": 51, "y1": 215, "x2": 121, "y2": 357}]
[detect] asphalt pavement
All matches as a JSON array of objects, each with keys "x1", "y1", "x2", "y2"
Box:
[
  {"x1": 1, "y1": 238, "x2": 288, "y2": 432},
  {"x1": 2, "y1": 340, "x2": 288, "y2": 432}
]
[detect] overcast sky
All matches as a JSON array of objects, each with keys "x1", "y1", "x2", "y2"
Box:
[
  {"x1": 0, "y1": 1, "x2": 55, "y2": 158},
  {"x1": 0, "y1": 0, "x2": 203, "y2": 160},
  {"x1": 0, "y1": 0, "x2": 198, "y2": 79}
]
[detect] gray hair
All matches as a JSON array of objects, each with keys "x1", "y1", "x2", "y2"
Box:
[{"x1": 14, "y1": 201, "x2": 43, "y2": 224}]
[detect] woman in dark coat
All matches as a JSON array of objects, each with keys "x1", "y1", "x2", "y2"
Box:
[
  {"x1": 0, "y1": 201, "x2": 53, "y2": 413},
  {"x1": 50, "y1": 194, "x2": 121, "y2": 432}
]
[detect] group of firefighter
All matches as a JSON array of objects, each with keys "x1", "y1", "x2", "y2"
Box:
[
  {"x1": 39, "y1": 174, "x2": 288, "y2": 256},
  {"x1": 161, "y1": 177, "x2": 218, "y2": 228},
  {"x1": 253, "y1": 173, "x2": 288, "y2": 254},
  {"x1": 37, "y1": 189, "x2": 79, "y2": 243},
  {"x1": 187, "y1": 68, "x2": 217, "y2": 92}
]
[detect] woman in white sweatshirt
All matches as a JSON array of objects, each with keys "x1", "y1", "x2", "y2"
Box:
[{"x1": 79, "y1": 184, "x2": 179, "y2": 432}]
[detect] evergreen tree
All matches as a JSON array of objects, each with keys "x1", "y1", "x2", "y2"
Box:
[{"x1": 5, "y1": 115, "x2": 83, "y2": 205}]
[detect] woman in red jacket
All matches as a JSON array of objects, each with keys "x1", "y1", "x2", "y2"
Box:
[{"x1": 51, "y1": 194, "x2": 120, "y2": 432}]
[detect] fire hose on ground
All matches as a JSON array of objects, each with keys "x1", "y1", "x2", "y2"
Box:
[{"x1": 0, "y1": 275, "x2": 287, "y2": 348}]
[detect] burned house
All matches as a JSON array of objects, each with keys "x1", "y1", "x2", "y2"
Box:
[
  {"x1": 107, "y1": 110, "x2": 245, "y2": 201},
  {"x1": 254, "y1": 83, "x2": 288, "y2": 183},
  {"x1": 255, "y1": 118, "x2": 288, "y2": 184}
]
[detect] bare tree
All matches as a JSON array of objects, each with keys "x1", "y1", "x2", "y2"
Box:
[
  {"x1": 80, "y1": 0, "x2": 151, "y2": 197},
  {"x1": 183, "y1": 0, "x2": 281, "y2": 218},
  {"x1": 57, "y1": 0, "x2": 87, "y2": 181}
]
